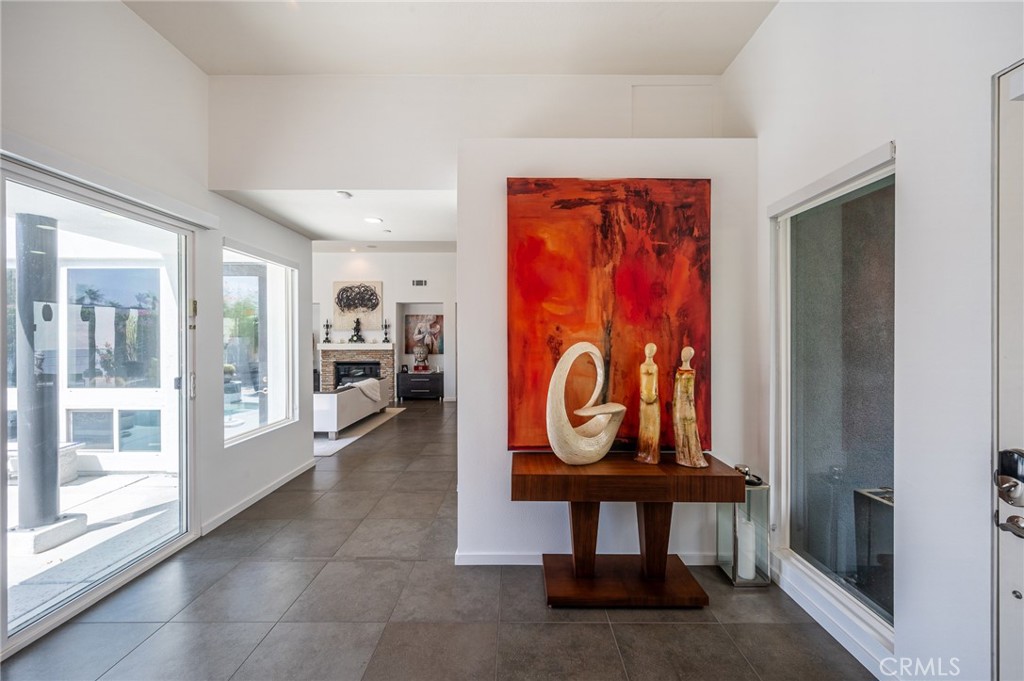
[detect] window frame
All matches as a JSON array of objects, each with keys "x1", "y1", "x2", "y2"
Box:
[
  {"x1": 769, "y1": 143, "x2": 897, "y2": 650},
  {"x1": 222, "y1": 241, "x2": 299, "y2": 447}
]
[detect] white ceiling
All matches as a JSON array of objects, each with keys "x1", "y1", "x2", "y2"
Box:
[
  {"x1": 220, "y1": 189, "x2": 458, "y2": 244},
  {"x1": 126, "y1": 1, "x2": 776, "y2": 77},
  {"x1": 130, "y1": 1, "x2": 776, "y2": 245}
]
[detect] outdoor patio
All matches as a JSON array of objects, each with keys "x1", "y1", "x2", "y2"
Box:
[{"x1": 6, "y1": 472, "x2": 180, "y2": 631}]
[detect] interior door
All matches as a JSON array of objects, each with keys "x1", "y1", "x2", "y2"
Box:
[{"x1": 995, "y1": 60, "x2": 1024, "y2": 681}]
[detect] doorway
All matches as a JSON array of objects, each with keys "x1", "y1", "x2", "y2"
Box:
[{"x1": 1, "y1": 159, "x2": 193, "y2": 655}]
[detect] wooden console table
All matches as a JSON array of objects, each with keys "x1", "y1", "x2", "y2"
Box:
[{"x1": 511, "y1": 451, "x2": 744, "y2": 608}]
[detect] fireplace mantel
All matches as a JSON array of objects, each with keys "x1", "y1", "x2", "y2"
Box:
[{"x1": 319, "y1": 343, "x2": 394, "y2": 351}]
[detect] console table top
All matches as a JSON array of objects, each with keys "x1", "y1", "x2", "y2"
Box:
[{"x1": 511, "y1": 451, "x2": 745, "y2": 503}]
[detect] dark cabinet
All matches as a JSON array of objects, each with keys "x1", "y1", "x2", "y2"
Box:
[{"x1": 398, "y1": 372, "x2": 444, "y2": 400}]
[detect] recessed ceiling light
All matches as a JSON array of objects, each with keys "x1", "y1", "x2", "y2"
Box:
[
  {"x1": 336, "y1": 190, "x2": 353, "y2": 199},
  {"x1": 363, "y1": 216, "x2": 384, "y2": 224},
  {"x1": 349, "y1": 248, "x2": 356, "y2": 252}
]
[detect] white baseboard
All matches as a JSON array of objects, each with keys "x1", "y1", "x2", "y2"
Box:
[
  {"x1": 454, "y1": 550, "x2": 718, "y2": 566},
  {"x1": 201, "y1": 459, "x2": 316, "y2": 534},
  {"x1": 455, "y1": 551, "x2": 541, "y2": 566},
  {"x1": 774, "y1": 549, "x2": 891, "y2": 680},
  {"x1": 443, "y1": 396, "x2": 457, "y2": 402}
]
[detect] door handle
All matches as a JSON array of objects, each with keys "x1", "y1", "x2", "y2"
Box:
[
  {"x1": 996, "y1": 475, "x2": 1023, "y2": 505},
  {"x1": 996, "y1": 449, "x2": 1024, "y2": 507},
  {"x1": 997, "y1": 515, "x2": 1024, "y2": 540}
]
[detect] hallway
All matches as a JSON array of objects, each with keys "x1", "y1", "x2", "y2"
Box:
[{"x1": 3, "y1": 402, "x2": 870, "y2": 680}]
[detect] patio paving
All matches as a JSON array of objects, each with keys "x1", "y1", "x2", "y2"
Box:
[{"x1": 6, "y1": 473, "x2": 181, "y2": 631}]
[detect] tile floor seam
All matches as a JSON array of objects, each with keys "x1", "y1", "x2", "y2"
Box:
[
  {"x1": 718, "y1": 619, "x2": 766, "y2": 681},
  {"x1": 158, "y1": 557, "x2": 244, "y2": 624},
  {"x1": 91, "y1": 620, "x2": 169, "y2": 681},
  {"x1": 607, "y1": 618, "x2": 632, "y2": 681},
  {"x1": 223, "y1": 622, "x2": 276, "y2": 681},
  {"x1": 235, "y1": 516, "x2": 295, "y2": 558},
  {"x1": 223, "y1": 558, "x2": 332, "y2": 680}
]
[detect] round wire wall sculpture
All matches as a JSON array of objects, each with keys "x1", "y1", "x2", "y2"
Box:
[{"x1": 335, "y1": 283, "x2": 380, "y2": 315}]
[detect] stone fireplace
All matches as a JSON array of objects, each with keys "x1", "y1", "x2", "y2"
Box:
[{"x1": 319, "y1": 347, "x2": 395, "y2": 399}]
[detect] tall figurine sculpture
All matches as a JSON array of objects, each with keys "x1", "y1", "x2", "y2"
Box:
[
  {"x1": 349, "y1": 317, "x2": 365, "y2": 343},
  {"x1": 673, "y1": 346, "x2": 708, "y2": 468},
  {"x1": 636, "y1": 343, "x2": 661, "y2": 464},
  {"x1": 546, "y1": 342, "x2": 626, "y2": 465}
]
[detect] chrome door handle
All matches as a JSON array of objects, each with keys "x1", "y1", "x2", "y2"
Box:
[
  {"x1": 997, "y1": 450, "x2": 1024, "y2": 506},
  {"x1": 995, "y1": 473, "x2": 1024, "y2": 506},
  {"x1": 998, "y1": 477, "x2": 1020, "y2": 493},
  {"x1": 997, "y1": 515, "x2": 1024, "y2": 539}
]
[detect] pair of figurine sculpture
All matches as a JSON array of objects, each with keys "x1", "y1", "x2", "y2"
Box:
[
  {"x1": 637, "y1": 343, "x2": 707, "y2": 467},
  {"x1": 544, "y1": 340, "x2": 708, "y2": 467}
]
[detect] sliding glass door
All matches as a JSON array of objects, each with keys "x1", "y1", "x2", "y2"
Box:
[{"x1": 1, "y1": 161, "x2": 191, "y2": 647}]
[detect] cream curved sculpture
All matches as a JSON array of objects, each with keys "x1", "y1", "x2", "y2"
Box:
[{"x1": 546, "y1": 342, "x2": 627, "y2": 465}]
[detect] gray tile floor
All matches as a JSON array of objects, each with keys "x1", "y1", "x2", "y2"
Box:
[{"x1": 2, "y1": 401, "x2": 873, "y2": 681}]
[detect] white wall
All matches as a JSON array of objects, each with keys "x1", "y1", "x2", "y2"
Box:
[
  {"x1": 209, "y1": 75, "x2": 720, "y2": 191},
  {"x1": 312, "y1": 251, "x2": 456, "y2": 397},
  {"x1": 1, "y1": 1, "x2": 315, "y2": 532},
  {"x1": 456, "y1": 138, "x2": 757, "y2": 565},
  {"x1": 717, "y1": 3, "x2": 1023, "y2": 678}
]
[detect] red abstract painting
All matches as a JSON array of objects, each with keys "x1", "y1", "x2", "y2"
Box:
[{"x1": 507, "y1": 177, "x2": 711, "y2": 451}]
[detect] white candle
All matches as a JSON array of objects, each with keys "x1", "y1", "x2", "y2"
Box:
[{"x1": 737, "y1": 517, "x2": 756, "y2": 580}]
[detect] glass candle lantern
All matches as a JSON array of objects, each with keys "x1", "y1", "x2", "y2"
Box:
[{"x1": 717, "y1": 483, "x2": 771, "y2": 586}]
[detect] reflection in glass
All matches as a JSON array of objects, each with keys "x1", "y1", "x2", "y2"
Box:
[
  {"x1": 67, "y1": 268, "x2": 160, "y2": 388},
  {"x1": 4, "y1": 178, "x2": 185, "y2": 635},
  {"x1": 68, "y1": 410, "x2": 114, "y2": 449},
  {"x1": 789, "y1": 175, "x2": 895, "y2": 624},
  {"x1": 119, "y1": 410, "x2": 161, "y2": 452}
]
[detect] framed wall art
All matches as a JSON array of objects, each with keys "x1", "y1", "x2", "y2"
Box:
[
  {"x1": 507, "y1": 177, "x2": 711, "y2": 451},
  {"x1": 333, "y1": 280, "x2": 383, "y2": 332},
  {"x1": 404, "y1": 314, "x2": 444, "y2": 354}
]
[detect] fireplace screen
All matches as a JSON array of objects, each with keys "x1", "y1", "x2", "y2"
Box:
[{"x1": 335, "y1": 361, "x2": 381, "y2": 386}]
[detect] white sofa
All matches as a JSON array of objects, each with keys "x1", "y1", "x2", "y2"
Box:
[{"x1": 313, "y1": 378, "x2": 391, "y2": 439}]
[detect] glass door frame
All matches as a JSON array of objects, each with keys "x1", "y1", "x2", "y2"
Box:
[
  {"x1": 768, "y1": 142, "x2": 897, "y2": 656},
  {"x1": 0, "y1": 156, "x2": 199, "y2": 659},
  {"x1": 992, "y1": 57, "x2": 1024, "y2": 681}
]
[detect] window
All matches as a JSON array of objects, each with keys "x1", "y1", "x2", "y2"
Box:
[
  {"x1": 223, "y1": 246, "x2": 297, "y2": 442},
  {"x1": 118, "y1": 409, "x2": 161, "y2": 452},
  {"x1": 783, "y1": 173, "x2": 895, "y2": 624},
  {"x1": 68, "y1": 410, "x2": 114, "y2": 449}
]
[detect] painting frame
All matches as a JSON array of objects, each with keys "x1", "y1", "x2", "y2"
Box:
[
  {"x1": 404, "y1": 314, "x2": 444, "y2": 355},
  {"x1": 333, "y1": 280, "x2": 383, "y2": 332},
  {"x1": 506, "y1": 177, "x2": 712, "y2": 452}
]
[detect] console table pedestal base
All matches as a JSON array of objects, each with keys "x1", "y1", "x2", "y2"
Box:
[{"x1": 542, "y1": 554, "x2": 709, "y2": 608}]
